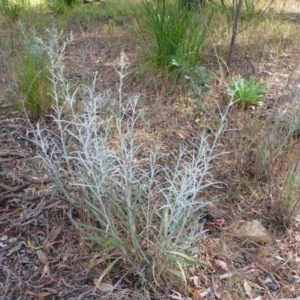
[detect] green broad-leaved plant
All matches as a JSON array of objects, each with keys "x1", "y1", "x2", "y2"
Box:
[{"x1": 227, "y1": 76, "x2": 267, "y2": 106}]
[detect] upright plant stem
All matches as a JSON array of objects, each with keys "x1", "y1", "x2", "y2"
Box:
[{"x1": 226, "y1": 0, "x2": 243, "y2": 68}]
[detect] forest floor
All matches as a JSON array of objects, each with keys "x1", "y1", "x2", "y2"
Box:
[{"x1": 0, "y1": 1, "x2": 300, "y2": 299}]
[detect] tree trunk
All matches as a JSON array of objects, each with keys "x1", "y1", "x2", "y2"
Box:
[{"x1": 226, "y1": 0, "x2": 243, "y2": 68}]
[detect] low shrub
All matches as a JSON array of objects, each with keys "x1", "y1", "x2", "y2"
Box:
[{"x1": 32, "y1": 49, "x2": 232, "y2": 296}]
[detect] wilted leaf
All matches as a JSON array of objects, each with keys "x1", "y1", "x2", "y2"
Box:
[
  {"x1": 192, "y1": 276, "x2": 201, "y2": 288},
  {"x1": 40, "y1": 263, "x2": 50, "y2": 279},
  {"x1": 242, "y1": 263, "x2": 257, "y2": 271},
  {"x1": 206, "y1": 219, "x2": 227, "y2": 228},
  {"x1": 61, "y1": 277, "x2": 73, "y2": 288},
  {"x1": 188, "y1": 287, "x2": 205, "y2": 300},
  {"x1": 7, "y1": 243, "x2": 23, "y2": 256},
  {"x1": 57, "y1": 264, "x2": 72, "y2": 271},
  {"x1": 43, "y1": 200, "x2": 62, "y2": 210},
  {"x1": 27, "y1": 236, "x2": 42, "y2": 251},
  {"x1": 244, "y1": 280, "x2": 254, "y2": 299},
  {"x1": 25, "y1": 291, "x2": 52, "y2": 298},
  {"x1": 49, "y1": 226, "x2": 62, "y2": 243},
  {"x1": 0, "y1": 207, "x2": 22, "y2": 220},
  {"x1": 95, "y1": 257, "x2": 121, "y2": 285},
  {"x1": 36, "y1": 250, "x2": 49, "y2": 264},
  {"x1": 93, "y1": 279, "x2": 114, "y2": 292},
  {"x1": 215, "y1": 259, "x2": 229, "y2": 271},
  {"x1": 211, "y1": 276, "x2": 222, "y2": 299}
]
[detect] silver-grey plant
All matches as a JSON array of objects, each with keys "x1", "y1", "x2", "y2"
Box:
[{"x1": 32, "y1": 42, "x2": 233, "y2": 294}]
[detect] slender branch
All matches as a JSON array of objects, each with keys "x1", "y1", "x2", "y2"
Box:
[{"x1": 226, "y1": 0, "x2": 243, "y2": 68}]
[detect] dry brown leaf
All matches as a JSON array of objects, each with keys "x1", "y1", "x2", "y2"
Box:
[
  {"x1": 36, "y1": 249, "x2": 49, "y2": 264},
  {"x1": 57, "y1": 264, "x2": 72, "y2": 271},
  {"x1": 244, "y1": 280, "x2": 254, "y2": 299},
  {"x1": 7, "y1": 243, "x2": 22, "y2": 256},
  {"x1": 188, "y1": 287, "x2": 205, "y2": 300},
  {"x1": 40, "y1": 263, "x2": 50, "y2": 279},
  {"x1": 215, "y1": 259, "x2": 229, "y2": 271},
  {"x1": 61, "y1": 277, "x2": 74, "y2": 288},
  {"x1": 93, "y1": 279, "x2": 114, "y2": 292},
  {"x1": 192, "y1": 276, "x2": 201, "y2": 288},
  {"x1": 177, "y1": 133, "x2": 186, "y2": 139},
  {"x1": 43, "y1": 200, "x2": 62, "y2": 210},
  {"x1": 49, "y1": 226, "x2": 62, "y2": 243},
  {"x1": 211, "y1": 276, "x2": 223, "y2": 299},
  {"x1": 25, "y1": 291, "x2": 52, "y2": 298},
  {"x1": 0, "y1": 207, "x2": 22, "y2": 220}
]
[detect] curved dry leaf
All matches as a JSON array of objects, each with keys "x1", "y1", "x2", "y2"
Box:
[
  {"x1": 93, "y1": 279, "x2": 114, "y2": 292},
  {"x1": 0, "y1": 207, "x2": 22, "y2": 220},
  {"x1": 192, "y1": 276, "x2": 201, "y2": 288},
  {"x1": 36, "y1": 249, "x2": 49, "y2": 264},
  {"x1": 49, "y1": 226, "x2": 62, "y2": 243},
  {"x1": 188, "y1": 287, "x2": 205, "y2": 300},
  {"x1": 40, "y1": 263, "x2": 50, "y2": 279},
  {"x1": 215, "y1": 259, "x2": 229, "y2": 271},
  {"x1": 26, "y1": 291, "x2": 52, "y2": 298},
  {"x1": 211, "y1": 276, "x2": 223, "y2": 299},
  {"x1": 7, "y1": 243, "x2": 22, "y2": 256},
  {"x1": 61, "y1": 278, "x2": 73, "y2": 288},
  {"x1": 43, "y1": 200, "x2": 62, "y2": 210},
  {"x1": 244, "y1": 279, "x2": 254, "y2": 299},
  {"x1": 57, "y1": 264, "x2": 72, "y2": 271}
]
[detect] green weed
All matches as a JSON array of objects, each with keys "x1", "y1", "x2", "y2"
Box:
[
  {"x1": 47, "y1": 0, "x2": 76, "y2": 14},
  {"x1": 12, "y1": 26, "x2": 72, "y2": 121},
  {"x1": 227, "y1": 76, "x2": 266, "y2": 106},
  {"x1": 16, "y1": 41, "x2": 52, "y2": 120},
  {"x1": 171, "y1": 58, "x2": 211, "y2": 110},
  {"x1": 136, "y1": 0, "x2": 211, "y2": 70},
  {"x1": 0, "y1": 0, "x2": 29, "y2": 23}
]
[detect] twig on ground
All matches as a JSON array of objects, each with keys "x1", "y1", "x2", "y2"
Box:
[
  {"x1": 256, "y1": 263, "x2": 281, "y2": 289},
  {"x1": 0, "y1": 182, "x2": 30, "y2": 192},
  {"x1": 0, "y1": 151, "x2": 28, "y2": 158},
  {"x1": 257, "y1": 277, "x2": 275, "y2": 300},
  {"x1": 0, "y1": 191, "x2": 53, "y2": 205}
]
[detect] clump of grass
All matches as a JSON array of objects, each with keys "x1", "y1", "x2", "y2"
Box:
[
  {"x1": 32, "y1": 45, "x2": 232, "y2": 296},
  {"x1": 135, "y1": 0, "x2": 211, "y2": 70},
  {"x1": 0, "y1": 0, "x2": 29, "y2": 23},
  {"x1": 11, "y1": 25, "x2": 73, "y2": 121},
  {"x1": 261, "y1": 99, "x2": 300, "y2": 227},
  {"x1": 274, "y1": 161, "x2": 300, "y2": 228},
  {"x1": 224, "y1": 89, "x2": 300, "y2": 228},
  {"x1": 47, "y1": 0, "x2": 77, "y2": 14}
]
